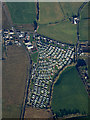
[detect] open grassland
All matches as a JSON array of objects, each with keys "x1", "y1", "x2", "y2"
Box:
[
  {"x1": 51, "y1": 66, "x2": 88, "y2": 117},
  {"x1": 38, "y1": 21, "x2": 77, "y2": 44},
  {"x1": 79, "y1": 3, "x2": 89, "y2": 42},
  {"x1": 2, "y1": 45, "x2": 29, "y2": 118},
  {"x1": 80, "y1": 19, "x2": 88, "y2": 42},
  {"x1": 39, "y1": 2, "x2": 82, "y2": 24},
  {"x1": 60, "y1": 2, "x2": 82, "y2": 17},
  {"x1": 7, "y1": 2, "x2": 36, "y2": 24},
  {"x1": 39, "y1": 2, "x2": 64, "y2": 24},
  {"x1": 31, "y1": 52, "x2": 38, "y2": 63},
  {"x1": 38, "y1": 2, "x2": 83, "y2": 44}
]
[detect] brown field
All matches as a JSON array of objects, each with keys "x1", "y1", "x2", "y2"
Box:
[
  {"x1": 24, "y1": 107, "x2": 53, "y2": 119},
  {"x1": 2, "y1": 7, "x2": 11, "y2": 29},
  {"x1": 2, "y1": 45, "x2": 29, "y2": 118},
  {"x1": 14, "y1": 24, "x2": 34, "y2": 32}
]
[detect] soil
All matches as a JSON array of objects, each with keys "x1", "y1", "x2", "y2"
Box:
[{"x1": 24, "y1": 106, "x2": 53, "y2": 119}]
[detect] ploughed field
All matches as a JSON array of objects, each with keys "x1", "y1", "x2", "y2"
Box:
[
  {"x1": 38, "y1": 2, "x2": 82, "y2": 44},
  {"x1": 51, "y1": 66, "x2": 88, "y2": 117},
  {"x1": 2, "y1": 45, "x2": 29, "y2": 118}
]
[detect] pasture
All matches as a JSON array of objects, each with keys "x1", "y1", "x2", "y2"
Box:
[
  {"x1": 51, "y1": 66, "x2": 88, "y2": 117},
  {"x1": 60, "y1": 2, "x2": 82, "y2": 17},
  {"x1": 39, "y1": 2, "x2": 64, "y2": 24},
  {"x1": 38, "y1": 21, "x2": 77, "y2": 44},
  {"x1": 79, "y1": 3, "x2": 89, "y2": 42},
  {"x1": 7, "y1": 2, "x2": 36, "y2": 24},
  {"x1": 38, "y1": 2, "x2": 83, "y2": 44}
]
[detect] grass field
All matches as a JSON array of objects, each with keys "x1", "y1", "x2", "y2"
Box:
[
  {"x1": 31, "y1": 52, "x2": 38, "y2": 63},
  {"x1": 7, "y1": 2, "x2": 36, "y2": 24},
  {"x1": 39, "y1": 2, "x2": 82, "y2": 24},
  {"x1": 38, "y1": 2, "x2": 83, "y2": 44},
  {"x1": 51, "y1": 66, "x2": 88, "y2": 117},
  {"x1": 60, "y1": 2, "x2": 82, "y2": 17},
  {"x1": 39, "y1": 2, "x2": 64, "y2": 24},
  {"x1": 2, "y1": 45, "x2": 29, "y2": 118},
  {"x1": 79, "y1": 3, "x2": 89, "y2": 42},
  {"x1": 38, "y1": 21, "x2": 77, "y2": 44}
]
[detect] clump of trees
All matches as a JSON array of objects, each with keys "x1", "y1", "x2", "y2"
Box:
[
  {"x1": 53, "y1": 108, "x2": 86, "y2": 118},
  {"x1": 76, "y1": 59, "x2": 86, "y2": 67},
  {"x1": 33, "y1": 20, "x2": 37, "y2": 30}
]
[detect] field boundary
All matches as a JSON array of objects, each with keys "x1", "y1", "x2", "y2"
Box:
[{"x1": 50, "y1": 62, "x2": 76, "y2": 107}]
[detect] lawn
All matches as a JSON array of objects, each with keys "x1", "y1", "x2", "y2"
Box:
[
  {"x1": 31, "y1": 52, "x2": 38, "y2": 63},
  {"x1": 7, "y1": 2, "x2": 36, "y2": 24},
  {"x1": 39, "y1": 2, "x2": 64, "y2": 24},
  {"x1": 2, "y1": 45, "x2": 29, "y2": 118},
  {"x1": 79, "y1": 3, "x2": 89, "y2": 42},
  {"x1": 38, "y1": 21, "x2": 77, "y2": 44},
  {"x1": 51, "y1": 66, "x2": 88, "y2": 117}
]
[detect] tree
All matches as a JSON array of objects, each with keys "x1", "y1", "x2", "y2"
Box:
[{"x1": 33, "y1": 20, "x2": 37, "y2": 30}]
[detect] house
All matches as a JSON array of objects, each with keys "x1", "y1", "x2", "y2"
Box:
[
  {"x1": 73, "y1": 17, "x2": 78, "y2": 24},
  {"x1": 15, "y1": 40, "x2": 19, "y2": 44},
  {"x1": 10, "y1": 35, "x2": 13, "y2": 39},
  {"x1": 4, "y1": 29, "x2": 8, "y2": 34},
  {"x1": 24, "y1": 40, "x2": 31, "y2": 45},
  {"x1": 9, "y1": 30, "x2": 14, "y2": 35},
  {"x1": 6, "y1": 34, "x2": 9, "y2": 39},
  {"x1": 26, "y1": 45, "x2": 33, "y2": 50},
  {"x1": 19, "y1": 33, "x2": 24, "y2": 38}
]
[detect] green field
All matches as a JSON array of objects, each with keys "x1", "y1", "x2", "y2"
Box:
[
  {"x1": 38, "y1": 21, "x2": 77, "y2": 44},
  {"x1": 31, "y1": 52, "x2": 38, "y2": 63},
  {"x1": 39, "y1": 2, "x2": 64, "y2": 24},
  {"x1": 60, "y1": 2, "x2": 82, "y2": 17},
  {"x1": 39, "y1": 2, "x2": 82, "y2": 24},
  {"x1": 7, "y1": 2, "x2": 36, "y2": 24},
  {"x1": 51, "y1": 66, "x2": 88, "y2": 117},
  {"x1": 79, "y1": 3, "x2": 89, "y2": 42},
  {"x1": 38, "y1": 2, "x2": 83, "y2": 44}
]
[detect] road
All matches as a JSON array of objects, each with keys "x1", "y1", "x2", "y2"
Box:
[{"x1": 76, "y1": 2, "x2": 88, "y2": 61}]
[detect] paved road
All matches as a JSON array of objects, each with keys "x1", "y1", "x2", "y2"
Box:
[{"x1": 76, "y1": 2, "x2": 88, "y2": 61}]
